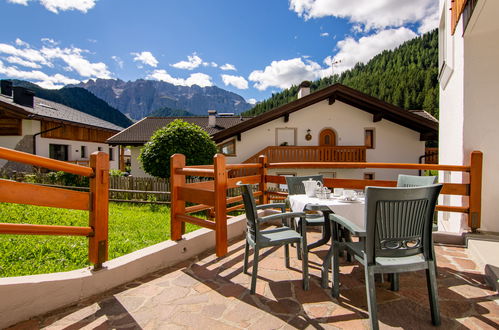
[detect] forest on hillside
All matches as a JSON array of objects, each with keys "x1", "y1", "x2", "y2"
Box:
[{"x1": 244, "y1": 29, "x2": 439, "y2": 119}]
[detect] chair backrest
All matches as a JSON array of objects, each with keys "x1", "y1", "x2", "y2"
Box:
[
  {"x1": 363, "y1": 184, "x2": 442, "y2": 264},
  {"x1": 285, "y1": 175, "x2": 324, "y2": 195},
  {"x1": 239, "y1": 183, "x2": 260, "y2": 241},
  {"x1": 397, "y1": 174, "x2": 437, "y2": 187}
]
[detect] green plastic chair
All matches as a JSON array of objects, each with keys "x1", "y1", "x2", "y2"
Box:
[
  {"x1": 391, "y1": 174, "x2": 438, "y2": 290},
  {"x1": 285, "y1": 175, "x2": 325, "y2": 254},
  {"x1": 397, "y1": 174, "x2": 437, "y2": 187},
  {"x1": 326, "y1": 184, "x2": 443, "y2": 329},
  {"x1": 239, "y1": 183, "x2": 309, "y2": 294}
]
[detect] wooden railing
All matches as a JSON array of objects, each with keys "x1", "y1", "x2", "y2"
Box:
[
  {"x1": 244, "y1": 145, "x2": 367, "y2": 164},
  {"x1": 170, "y1": 151, "x2": 482, "y2": 258},
  {"x1": 0, "y1": 147, "x2": 109, "y2": 269}
]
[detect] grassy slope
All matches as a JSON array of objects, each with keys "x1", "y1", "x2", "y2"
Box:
[{"x1": 0, "y1": 203, "x2": 199, "y2": 277}]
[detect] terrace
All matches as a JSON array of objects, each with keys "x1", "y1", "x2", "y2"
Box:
[{"x1": 0, "y1": 147, "x2": 498, "y2": 329}]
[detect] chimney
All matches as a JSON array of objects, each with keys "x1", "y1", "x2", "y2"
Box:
[
  {"x1": 208, "y1": 110, "x2": 217, "y2": 127},
  {"x1": 297, "y1": 80, "x2": 311, "y2": 98},
  {"x1": 0, "y1": 80, "x2": 13, "y2": 97},
  {"x1": 13, "y1": 86, "x2": 35, "y2": 108}
]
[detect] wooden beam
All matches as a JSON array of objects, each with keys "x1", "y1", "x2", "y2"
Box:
[
  {"x1": 171, "y1": 154, "x2": 186, "y2": 240},
  {"x1": 328, "y1": 96, "x2": 336, "y2": 105},
  {"x1": 237, "y1": 133, "x2": 241, "y2": 141},
  {"x1": 0, "y1": 223, "x2": 93, "y2": 236},
  {"x1": 373, "y1": 112, "x2": 383, "y2": 122},
  {"x1": 214, "y1": 154, "x2": 228, "y2": 257},
  {"x1": 178, "y1": 186, "x2": 215, "y2": 205},
  {"x1": 420, "y1": 132, "x2": 437, "y2": 141},
  {"x1": 469, "y1": 151, "x2": 483, "y2": 230},
  {"x1": 88, "y1": 151, "x2": 109, "y2": 268},
  {"x1": 0, "y1": 179, "x2": 90, "y2": 210},
  {"x1": 177, "y1": 214, "x2": 216, "y2": 230},
  {"x1": 284, "y1": 114, "x2": 289, "y2": 122}
]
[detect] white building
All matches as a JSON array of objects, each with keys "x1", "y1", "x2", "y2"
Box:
[
  {"x1": 110, "y1": 83, "x2": 438, "y2": 180},
  {"x1": 0, "y1": 81, "x2": 124, "y2": 171},
  {"x1": 438, "y1": 0, "x2": 499, "y2": 233}
]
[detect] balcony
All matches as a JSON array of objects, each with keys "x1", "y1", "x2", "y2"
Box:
[{"x1": 244, "y1": 146, "x2": 367, "y2": 164}]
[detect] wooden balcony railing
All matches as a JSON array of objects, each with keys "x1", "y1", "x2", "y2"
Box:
[
  {"x1": 170, "y1": 151, "x2": 483, "y2": 257},
  {"x1": 244, "y1": 146, "x2": 367, "y2": 164},
  {"x1": 0, "y1": 147, "x2": 109, "y2": 269}
]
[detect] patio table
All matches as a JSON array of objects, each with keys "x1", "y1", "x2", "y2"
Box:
[{"x1": 288, "y1": 194, "x2": 365, "y2": 249}]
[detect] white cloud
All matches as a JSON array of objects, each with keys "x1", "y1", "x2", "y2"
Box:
[
  {"x1": 131, "y1": 51, "x2": 158, "y2": 67},
  {"x1": 0, "y1": 42, "x2": 52, "y2": 66},
  {"x1": 148, "y1": 69, "x2": 213, "y2": 88},
  {"x1": 111, "y1": 56, "x2": 124, "y2": 69},
  {"x1": 220, "y1": 63, "x2": 236, "y2": 71},
  {"x1": 289, "y1": 0, "x2": 438, "y2": 31},
  {"x1": 171, "y1": 54, "x2": 203, "y2": 70},
  {"x1": 330, "y1": 27, "x2": 417, "y2": 73},
  {"x1": 5, "y1": 56, "x2": 41, "y2": 68},
  {"x1": 41, "y1": 38, "x2": 58, "y2": 46},
  {"x1": 0, "y1": 39, "x2": 112, "y2": 88},
  {"x1": 40, "y1": 46, "x2": 111, "y2": 78},
  {"x1": 221, "y1": 74, "x2": 248, "y2": 90},
  {"x1": 15, "y1": 38, "x2": 30, "y2": 47},
  {"x1": 247, "y1": 98, "x2": 257, "y2": 105},
  {"x1": 320, "y1": 32, "x2": 329, "y2": 37},
  {"x1": 0, "y1": 59, "x2": 79, "y2": 89},
  {"x1": 248, "y1": 57, "x2": 321, "y2": 91},
  {"x1": 7, "y1": 0, "x2": 29, "y2": 5},
  {"x1": 40, "y1": 0, "x2": 97, "y2": 13}
]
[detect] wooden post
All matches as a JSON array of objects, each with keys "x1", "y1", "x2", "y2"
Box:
[
  {"x1": 469, "y1": 151, "x2": 483, "y2": 231},
  {"x1": 119, "y1": 146, "x2": 125, "y2": 172},
  {"x1": 171, "y1": 154, "x2": 186, "y2": 241},
  {"x1": 214, "y1": 153, "x2": 228, "y2": 257},
  {"x1": 89, "y1": 151, "x2": 109, "y2": 269},
  {"x1": 259, "y1": 155, "x2": 268, "y2": 205}
]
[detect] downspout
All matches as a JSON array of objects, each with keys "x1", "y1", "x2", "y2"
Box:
[
  {"x1": 418, "y1": 154, "x2": 426, "y2": 176},
  {"x1": 32, "y1": 124, "x2": 64, "y2": 155}
]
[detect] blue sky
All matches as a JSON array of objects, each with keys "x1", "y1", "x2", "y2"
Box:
[{"x1": 0, "y1": 0, "x2": 438, "y2": 104}]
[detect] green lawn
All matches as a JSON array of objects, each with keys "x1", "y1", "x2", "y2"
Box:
[{"x1": 0, "y1": 202, "x2": 199, "y2": 277}]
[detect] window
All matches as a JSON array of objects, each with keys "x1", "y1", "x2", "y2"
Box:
[
  {"x1": 364, "y1": 173, "x2": 375, "y2": 180},
  {"x1": 49, "y1": 144, "x2": 69, "y2": 161},
  {"x1": 364, "y1": 129, "x2": 375, "y2": 149},
  {"x1": 218, "y1": 139, "x2": 236, "y2": 156},
  {"x1": 81, "y1": 146, "x2": 87, "y2": 158},
  {"x1": 109, "y1": 147, "x2": 114, "y2": 161}
]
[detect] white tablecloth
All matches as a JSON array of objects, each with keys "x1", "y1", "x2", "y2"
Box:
[{"x1": 289, "y1": 194, "x2": 366, "y2": 229}]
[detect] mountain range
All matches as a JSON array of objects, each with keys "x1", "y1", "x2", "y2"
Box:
[
  {"x1": 73, "y1": 79, "x2": 252, "y2": 120},
  {"x1": 10, "y1": 80, "x2": 133, "y2": 128}
]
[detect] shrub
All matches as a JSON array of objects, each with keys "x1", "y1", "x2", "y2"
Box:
[{"x1": 139, "y1": 119, "x2": 217, "y2": 178}]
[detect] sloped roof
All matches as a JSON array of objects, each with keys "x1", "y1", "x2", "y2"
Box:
[
  {"x1": 212, "y1": 83, "x2": 438, "y2": 142},
  {"x1": 0, "y1": 94, "x2": 123, "y2": 131},
  {"x1": 107, "y1": 116, "x2": 252, "y2": 145}
]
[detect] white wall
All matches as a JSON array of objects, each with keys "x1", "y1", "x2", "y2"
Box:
[
  {"x1": 439, "y1": 0, "x2": 499, "y2": 233},
  {"x1": 130, "y1": 146, "x2": 151, "y2": 177},
  {"x1": 223, "y1": 99, "x2": 425, "y2": 181}
]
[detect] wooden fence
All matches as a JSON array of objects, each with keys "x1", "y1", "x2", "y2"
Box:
[
  {"x1": 170, "y1": 151, "x2": 483, "y2": 257},
  {"x1": 0, "y1": 147, "x2": 110, "y2": 269}
]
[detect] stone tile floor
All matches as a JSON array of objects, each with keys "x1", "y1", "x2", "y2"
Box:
[{"x1": 9, "y1": 231, "x2": 499, "y2": 329}]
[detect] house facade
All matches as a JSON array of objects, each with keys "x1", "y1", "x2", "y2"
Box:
[
  {"x1": 215, "y1": 83, "x2": 437, "y2": 181},
  {"x1": 109, "y1": 83, "x2": 437, "y2": 181},
  {"x1": 438, "y1": 0, "x2": 499, "y2": 233},
  {"x1": 0, "y1": 81, "x2": 124, "y2": 172}
]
